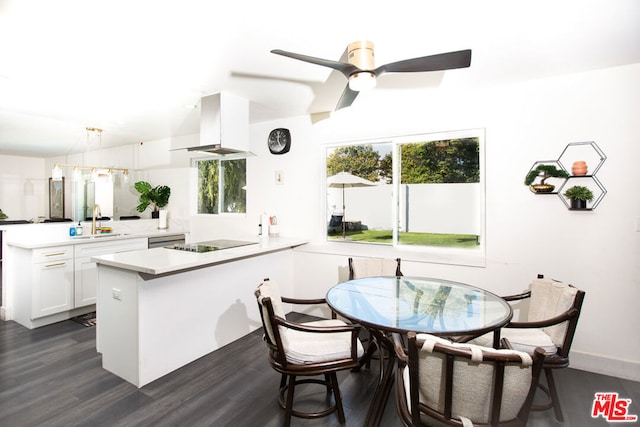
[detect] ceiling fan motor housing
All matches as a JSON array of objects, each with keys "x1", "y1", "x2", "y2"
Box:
[{"x1": 348, "y1": 40, "x2": 375, "y2": 70}]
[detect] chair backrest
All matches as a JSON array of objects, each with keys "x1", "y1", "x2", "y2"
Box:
[
  {"x1": 348, "y1": 257, "x2": 402, "y2": 280},
  {"x1": 404, "y1": 333, "x2": 544, "y2": 426},
  {"x1": 329, "y1": 214, "x2": 343, "y2": 226},
  {"x1": 527, "y1": 277, "x2": 585, "y2": 353},
  {"x1": 255, "y1": 279, "x2": 289, "y2": 353}
]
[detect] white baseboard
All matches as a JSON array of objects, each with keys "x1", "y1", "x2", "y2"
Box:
[{"x1": 570, "y1": 350, "x2": 640, "y2": 382}]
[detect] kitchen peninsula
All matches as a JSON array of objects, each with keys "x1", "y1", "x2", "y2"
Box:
[{"x1": 93, "y1": 236, "x2": 307, "y2": 387}]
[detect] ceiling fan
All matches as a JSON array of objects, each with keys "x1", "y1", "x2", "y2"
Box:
[{"x1": 271, "y1": 41, "x2": 472, "y2": 111}]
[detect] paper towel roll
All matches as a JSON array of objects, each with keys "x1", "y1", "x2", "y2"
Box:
[{"x1": 158, "y1": 210, "x2": 168, "y2": 229}]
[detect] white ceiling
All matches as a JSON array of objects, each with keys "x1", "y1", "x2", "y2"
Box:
[{"x1": 1, "y1": 0, "x2": 639, "y2": 158}]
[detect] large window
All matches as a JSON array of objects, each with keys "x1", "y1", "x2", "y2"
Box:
[
  {"x1": 196, "y1": 158, "x2": 246, "y2": 214},
  {"x1": 326, "y1": 129, "x2": 484, "y2": 250}
]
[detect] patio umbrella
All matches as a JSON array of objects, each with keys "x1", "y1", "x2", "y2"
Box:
[{"x1": 327, "y1": 171, "x2": 377, "y2": 238}]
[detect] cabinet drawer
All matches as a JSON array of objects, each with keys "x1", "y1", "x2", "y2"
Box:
[{"x1": 32, "y1": 245, "x2": 73, "y2": 263}]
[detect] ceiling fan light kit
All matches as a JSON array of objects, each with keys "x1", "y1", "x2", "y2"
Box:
[
  {"x1": 348, "y1": 72, "x2": 376, "y2": 92},
  {"x1": 271, "y1": 40, "x2": 472, "y2": 110}
]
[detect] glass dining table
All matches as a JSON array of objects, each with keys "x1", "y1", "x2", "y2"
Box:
[{"x1": 326, "y1": 276, "x2": 513, "y2": 426}]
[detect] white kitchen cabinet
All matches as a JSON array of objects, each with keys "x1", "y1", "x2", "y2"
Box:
[
  {"x1": 9, "y1": 236, "x2": 150, "y2": 328},
  {"x1": 31, "y1": 246, "x2": 74, "y2": 319},
  {"x1": 74, "y1": 238, "x2": 147, "y2": 308}
]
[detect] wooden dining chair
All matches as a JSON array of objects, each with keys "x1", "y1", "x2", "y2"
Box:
[
  {"x1": 255, "y1": 278, "x2": 364, "y2": 427},
  {"x1": 347, "y1": 257, "x2": 403, "y2": 370},
  {"x1": 468, "y1": 275, "x2": 585, "y2": 423},
  {"x1": 348, "y1": 256, "x2": 402, "y2": 279},
  {"x1": 394, "y1": 332, "x2": 545, "y2": 427}
]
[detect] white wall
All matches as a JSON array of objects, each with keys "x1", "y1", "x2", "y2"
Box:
[{"x1": 0, "y1": 155, "x2": 46, "y2": 221}]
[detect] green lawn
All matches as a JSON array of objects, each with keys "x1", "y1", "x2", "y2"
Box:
[{"x1": 328, "y1": 229, "x2": 479, "y2": 248}]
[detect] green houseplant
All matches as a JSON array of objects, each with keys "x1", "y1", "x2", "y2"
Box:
[
  {"x1": 524, "y1": 164, "x2": 569, "y2": 193},
  {"x1": 134, "y1": 181, "x2": 171, "y2": 218},
  {"x1": 0, "y1": 208, "x2": 8, "y2": 220},
  {"x1": 563, "y1": 185, "x2": 594, "y2": 209}
]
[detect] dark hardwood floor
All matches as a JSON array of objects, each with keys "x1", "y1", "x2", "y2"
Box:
[{"x1": 1, "y1": 314, "x2": 638, "y2": 426}]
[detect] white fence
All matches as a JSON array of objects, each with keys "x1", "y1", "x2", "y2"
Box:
[{"x1": 328, "y1": 183, "x2": 481, "y2": 235}]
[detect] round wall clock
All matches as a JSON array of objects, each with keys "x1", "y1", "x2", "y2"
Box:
[{"x1": 268, "y1": 128, "x2": 291, "y2": 155}]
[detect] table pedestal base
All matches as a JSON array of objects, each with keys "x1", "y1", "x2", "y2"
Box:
[{"x1": 363, "y1": 329, "x2": 397, "y2": 427}]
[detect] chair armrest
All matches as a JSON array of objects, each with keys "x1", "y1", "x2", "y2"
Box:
[
  {"x1": 392, "y1": 333, "x2": 408, "y2": 366},
  {"x1": 281, "y1": 296, "x2": 327, "y2": 305},
  {"x1": 280, "y1": 296, "x2": 338, "y2": 319},
  {"x1": 275, "y1": 315, "x2": 360, "y2": 335},
  {"x1": 506, "y1": 307, "x2": 579, "y2": 329},
  {"x1": 502, "y1": 290, "x2": 531, "y2": 301}
]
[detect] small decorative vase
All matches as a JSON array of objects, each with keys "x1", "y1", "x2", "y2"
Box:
[
  {"x1": 570, "y1": 198, "x2": 587, "y2": 209},
  {"x1": 572, "y1": 161, "x2": 588, "y2": 176}
]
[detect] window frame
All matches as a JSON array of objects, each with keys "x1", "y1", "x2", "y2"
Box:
[
  {"x1": 322, "y1": 129, "x2": 486, "y2": 267},
  {"x1": 191, "y1": 156, "x2": 247, "y2": 216}
]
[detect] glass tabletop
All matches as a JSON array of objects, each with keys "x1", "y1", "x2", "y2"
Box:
[{"x1": 326, "y1": 276, "x2": 512, "y2": 336}]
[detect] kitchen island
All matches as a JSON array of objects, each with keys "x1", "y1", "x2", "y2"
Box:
[{"x1": 93, "y1": 237, "x2": 307, "y2": 387}]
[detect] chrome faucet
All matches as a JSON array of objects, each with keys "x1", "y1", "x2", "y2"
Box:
[{"x1": 91, "y1": 204, "x2": 102, "y2": 235}]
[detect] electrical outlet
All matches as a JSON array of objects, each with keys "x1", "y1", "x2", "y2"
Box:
[{"x1": 112, "y1": 288, "x2": 122, "y2": 300}]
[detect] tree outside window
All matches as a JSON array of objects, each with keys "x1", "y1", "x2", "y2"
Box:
[{"x1": 197, "y1": 158, "x2": 246, "y2": 214}]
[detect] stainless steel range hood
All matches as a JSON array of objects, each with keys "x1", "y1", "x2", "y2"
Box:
[
  {"x1": 182, "y1": 92, "x2": 254, "y2": 158},
  {"x1": 185, "y1": 144, "x2": 247, "y2": 155}
]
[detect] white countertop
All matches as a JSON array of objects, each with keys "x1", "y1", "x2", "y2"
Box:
[
  {"x1": 6, "y1": 229, "x2": 186, "y2": 249},
  {"x1": 3, "y1": 220, "x2": 187, "y2": 249},
  {"x1": 92, "y1": 237, "x2": 308, "y2": 276}
]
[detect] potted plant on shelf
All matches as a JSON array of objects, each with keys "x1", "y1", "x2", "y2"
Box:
[
  {"x1": 0, "y1": 209, "x2": 7, "y2": 220},
  {"x1": 134, "y1": 181, "x2": 171, "y2": 218},
  {"x1": 524, "y1": 164, "x2": 569, "y2": 193},
  {"x1": 563, "y1": 185, "x2": 594, "y2": 209}
]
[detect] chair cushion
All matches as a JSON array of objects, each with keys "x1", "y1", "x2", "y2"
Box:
[
  {"x1": 409, "y1": 334, "x2": 534, "y2": 424},
  {"x1": 529, "y1": 277, "x2": 577, "y2": 347},
  {"x1": 468, "y1": 328, "x2": 558, "y2": 355},
  {"x1": 284, "y1": 319, "x2": 364, "y2": 365},
  {"x1": 350, "y1": 257, "x2": 398, "y2": 278}
]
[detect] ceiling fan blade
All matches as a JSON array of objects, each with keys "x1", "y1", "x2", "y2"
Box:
[
  {"x1": 271, "y1": 49, "x2": 360, "y2": 78},
  {"x1": 335, "y1": 84, "x2": 359, "y2": 111},
  {"x1": 374, "y1": 49, "x2": 472, "y2": 76}
]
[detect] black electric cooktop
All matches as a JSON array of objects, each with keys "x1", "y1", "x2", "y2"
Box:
[{"x1": 167, "y1": 239, "x2": 258, "y2": 253}]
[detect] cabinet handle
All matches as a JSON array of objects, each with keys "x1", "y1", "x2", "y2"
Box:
[
  {"x1": 44, "y1": 262, "x2": 66, "y2": 268},
  {"x1": 44, "y1": 252, "x2": 66, "y2": 257}
]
